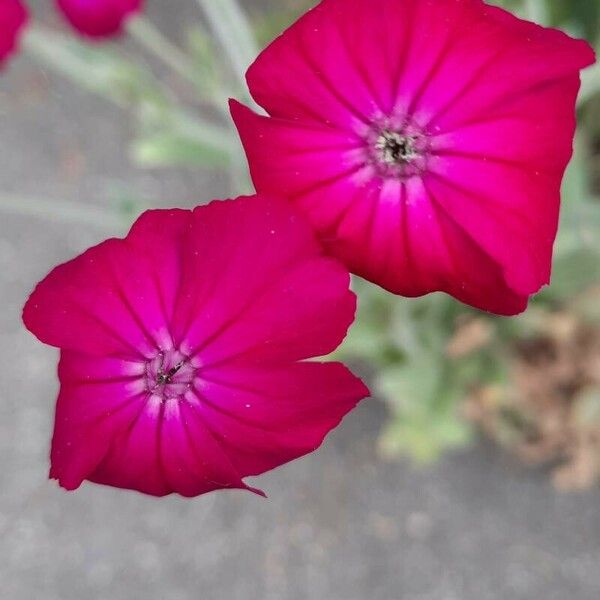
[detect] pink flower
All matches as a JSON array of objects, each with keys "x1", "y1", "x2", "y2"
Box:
[
  {"x1": 231, "y1": 0, "x2": 596, "y2": 315},
  {"x1": 22, "y1": 195, "x2": 368, "y2": 497},
  {"x1": 55, "y1": 0, "x2": 142, "y2": 38},
  {"x1": 0, "y1": 0, "x2": 28, "y2": 67}
]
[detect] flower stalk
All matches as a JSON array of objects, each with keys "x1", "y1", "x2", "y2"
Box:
[
  {"x1": 195, "y1": 0, "x2": 259, "y2": 106},
  {"x1": 127, "y1": 16, "x2": 200, "y2": 90}
]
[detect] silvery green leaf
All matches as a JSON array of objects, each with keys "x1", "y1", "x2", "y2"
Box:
[
  {"x1": 131, "y1": 132, "x2": 231, "y2": 168},
  {"x1": 24, "y1": 26, "x2": 165, "y2": 108}
]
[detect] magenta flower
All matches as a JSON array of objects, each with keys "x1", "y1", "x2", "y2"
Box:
[
  {"x1": 23, "y1": 195, "x2": 368, "y2": 497},
  {"x1": 0, "y1": 0, "x2": 28, "y2": 66},
  {"x1": 55, "y1": 0, "x2": 142, "y2": 38},
  {"x1": 231, "y1": 0, "x2": 595, "y2": 315}
]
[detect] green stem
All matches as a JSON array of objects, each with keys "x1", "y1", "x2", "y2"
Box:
[
  {"x1": 195, "y1": 0, "x2": 259, "y2": 104},
  {"x1": 579, "y1": 60, "x2": 600, "y2": 106},
  {"x1": 523, "y1": 0, "x2": 549, "y2": 25},
  {"x1": 24, "y1": 25, "x2": 234, "y2": 154},
  {"x1": 23, "y1": 25, "x2": 125, "y2": 108},
  {"x1": 126, "y1": 16, "x2": 231, "y2": 118},
  {"x1": 127, "y1": 16, "x2": 199, "y2": 88},
  {"x1": 0, "y1": 194, "x2": 129, "y2": 232}
]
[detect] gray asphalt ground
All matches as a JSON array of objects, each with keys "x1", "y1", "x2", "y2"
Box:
[{"x1": 1, "y1": 2, "x2": 599, "y2": 599}]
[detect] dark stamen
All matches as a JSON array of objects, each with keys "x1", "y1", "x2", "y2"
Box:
[
  {"x1": 376, "y1": 131, "x2": 417, "y2": 165},
  {"x1": 157, "y1": 361, "x2": 184, "y2": 385},
  {"x1": 389, "y1": 139, "x2": 409, "y2": 161}
]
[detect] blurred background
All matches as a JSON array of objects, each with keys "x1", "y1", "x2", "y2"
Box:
[{"x1": 1, "y1": 0, "x2": 599, "y2": 598}]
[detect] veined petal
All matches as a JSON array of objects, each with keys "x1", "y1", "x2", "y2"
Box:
[
  {"x1": 190, "y1": 361, "x2": 368, "y2": 476},
  {"x1": 172, "y1": 195, "x2": 332, "y2": 354},
  {"x1": 24, "y1": 238, "x2": 175, "y2": 358},
  {"x1": 426, "y1": 156, "x2": 560, "y2": 295},
  {"x1": 50, "y1": 351, "x2": 149, "y2": 490},
  {"x1": 196, "y1": 258, "x2": 355, "y2": 366}
]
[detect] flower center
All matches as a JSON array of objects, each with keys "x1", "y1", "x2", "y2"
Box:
[
  {"x1": 145, "y1": 349, "x2": 196, "y2": 400},
  {"x1": 375, "y1": 131, "x2": 417, "y2": 165},
  {"x1": 361, "y1": 119, "x2": 431, "y2": 181}
]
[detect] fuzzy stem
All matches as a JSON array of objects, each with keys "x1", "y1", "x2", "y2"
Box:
[
  {"x1": 0, "y1": 194, "x2": 129, "y2": 232},
  {"x1": 127, "y1": 16, "x2": 199, "y2": 88},
  {"x1": 195, "y1": 0, "x2": 258, "y2": 103},
  {"x1": 523, "y1": 0, "x2": 549, "y2": 25},
  {"x1": 127, "y1": 16, "x2": 232, "y2": 118},
  {"x1": 580, "y1": 60, "x2": 600, "y2": 106}
]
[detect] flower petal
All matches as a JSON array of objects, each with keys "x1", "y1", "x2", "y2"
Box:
[
  {"x1": 195, "y1": 257, "x2": 354, "y2": 366},
  {"x1": 0, "y1": 0, "x2": 28, "y2": 66},
  {"x1": 403, "y1": 2, "x2": 594, "y2": 125},
  {"x1": 24, "y1": 244, "x2": 155, "y2": 358},
  {"x1": 88, "y1": 396, "x2": 254, "y2": 497},
  {"x1": 190, "y1": 361, "x2": 368, "y2": 476},
  {"x1": 170, "y1": 195, "x2": 355, "y2": 362},
  {"x1": 50, "y1": 351, "x2": 149, "y2": 490},
  {"x1": 52, "y1": 350, "x2": 255, "y2": 496},
  {"x1": 232, "y1": 0, "x2": 595, "y2": 314},
  {"x1": 426, "y1": 156, "x2": 559, "y2": 295},
  {"x1": 23, "y1": 210, "x2": 195, "y2": 358},
  {"x1": 56, "y1": 0, "x2": 143, "y2": 38}
]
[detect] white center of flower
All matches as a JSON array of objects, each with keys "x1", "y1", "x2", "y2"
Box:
[
  {"x1": 361, "y1": 117, "x2": 431, "y2": 180},
  {"x1": 145, "y1": 349, "x2": 196, "y2": 400}
]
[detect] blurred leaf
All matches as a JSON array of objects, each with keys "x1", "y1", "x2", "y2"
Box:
[
  {"x1": 186, "y1": 25, "x2": 217, "y2": 79},
  {"x1": 24, "y1": 26, "x2": 166, "y2": 108},
  {"x1": 561, "y1": 130, "x2": 591, "y2": 211},
  {"x1": 572, "y1": 0, "x2": 600, "y2": 42},
  {"x1": 334, "y1": 317, "x2": 393, "y2": 366},
  {"x1": 523, "y1": 0, "x2": 549, "y2": 25},
  {"x1": 580, "y1": 61, "x2": 600, "y2": 106},
  {"x1": 131, "y1": 132, "x2": 230, "y2": 167},
  {"x1": 375, "y1": 356, "x2": 473, "y2": 463},
  {"x1": 252, "y1": 1, "x2": 313, "y2": 46},
  {"x1": 133, "y1": 107, "x2": 236, "y2": 169},
  {"x1": 196, "y1": 0, "x2": 259, "y2": 101},
  {"x1": 0, "y1": 193, "x2": 124, "y2": 232},
  {"x1": 555, "y1": 201, "x2": 600, "y2": 264},
  {"x1": 184, "y1": 25, "x2": 236, "y2": 112},
  {"x1": 333, "y1": 279, "x2": 395, "y2": 363},
  {"x1": 543, "y1": 248, "x2": 600, "y2": 302},
  {"x1": 376, "y1": 357, "x2": 442, "y2": 409},
  {"x1": 379, "y1": 405, "x2": 473, "y2": 464}
]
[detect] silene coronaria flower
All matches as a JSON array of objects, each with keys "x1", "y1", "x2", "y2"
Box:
[
  {"x1": 0, "y1": 0, "x2": 28, "y2": 66},
  {"x1": 23, "y1": 195, "x2": 368, "y2": 497},
  {"x1": 231, "y1": 0, "x2": 596, "y2": 315},
  {"x1": 55, "y1": 0, "x2": 142, "y2": 38}
]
